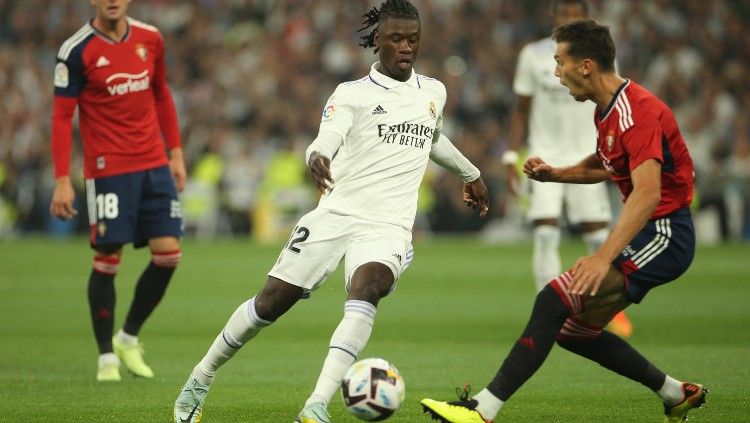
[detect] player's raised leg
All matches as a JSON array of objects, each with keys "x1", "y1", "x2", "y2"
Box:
[
  {"x1": 174, "y1": 277, "x2": 300, "y2": 423},
  {"x1": 296, "y1": 262, "x2": 394, "y2": 423},
  {"x1": 89, "y1": 246, "x2": 123, "y2": 382},
  {"x1": 114, "y1": 236, "x2": 181, "y2": 378}
]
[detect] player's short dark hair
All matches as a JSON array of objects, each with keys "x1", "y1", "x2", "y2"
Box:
[
  {"x1": 358, "y1": 0, "x2": 420, "y2": 53},
  {"x1": 552, "y1": 20, "x2": 616, "y2": 72},
  {"x1": 551, "y1": 0, "x2": 589, "y2": 16}
]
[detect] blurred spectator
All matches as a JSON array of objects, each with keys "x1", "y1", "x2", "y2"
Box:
[{"x1": 0, "y1": 0, "x2": 748, "y2": 241}]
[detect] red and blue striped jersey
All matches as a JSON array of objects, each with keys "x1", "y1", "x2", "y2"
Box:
[
  {"x1": 51, "y1": 18, "x2": 180, "y2": 179},
  {"x1": 594, "y1": 80, "x2": 694, "y2": 218}
]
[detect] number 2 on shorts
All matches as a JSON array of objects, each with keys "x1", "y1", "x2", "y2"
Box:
[{"x1": 287, "y1": 226, "x2": 310, "y2": 253}]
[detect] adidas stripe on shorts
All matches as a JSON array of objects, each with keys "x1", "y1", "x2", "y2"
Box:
[{"x1": 613, "y1": 207, "x2": 695, "y2": 303}]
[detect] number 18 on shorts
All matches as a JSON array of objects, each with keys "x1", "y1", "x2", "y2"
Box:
[{"x1": 85, "y1": 166, "x2": 183, "y2": 248}]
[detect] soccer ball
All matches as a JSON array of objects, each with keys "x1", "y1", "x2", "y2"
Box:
[{"x1": 341, "y1": 358, "x2": 405, "y2": 421}]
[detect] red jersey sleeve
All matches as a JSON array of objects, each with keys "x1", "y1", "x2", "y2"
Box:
[
  {"x1": 152, "y1": 33, "x2": 181, "y2": 150},
  {"x1": 621, "y1": 115, "x2": 663, "y2": 171},
  {"x1": 50, "y1": 96, "x2": 78, "y2": 178}
]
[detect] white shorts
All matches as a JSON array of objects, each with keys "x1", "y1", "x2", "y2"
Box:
[
  {"x1": 268, "y1": 208, "x2": 414, "y2": 296},
  {"x1": 527, "y1": 180, "x2": 612, "y2": 224}
]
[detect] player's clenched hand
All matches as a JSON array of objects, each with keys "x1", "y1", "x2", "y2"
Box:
[
  {"x1": 169, "y1": 148, "x2": 187, "y2": 192},
  {"x1": 308, "y1": 153, "x2": 333, "y2": 193},
  {"x1": 463, "y1": 177, "x2": 489, "y2": 218},
  {"x1": 523, "y1": 156, "x2": 555, "y2": 182},
  {"x1": 50, "y1": 176, "x2": 78, "y2": 220},
  {"x1": 569, "y1": 254, "x2": 611, "y2": 296}
]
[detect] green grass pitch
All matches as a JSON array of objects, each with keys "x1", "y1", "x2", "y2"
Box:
[{"x1": 0, "y1": 237, "x2": 748, "y2": 422}]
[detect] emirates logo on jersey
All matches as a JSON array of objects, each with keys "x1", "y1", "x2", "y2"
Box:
[
  {"x1": 105, "y1": 70, "x2": 150, "y2": 96},
  {"x1": 135, "y1": 44, "x2": 148, "y2": 61}
]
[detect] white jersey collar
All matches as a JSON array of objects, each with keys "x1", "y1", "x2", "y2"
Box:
[{"x1": 369, "y1": 62, "x2": 420, "y2": 89}]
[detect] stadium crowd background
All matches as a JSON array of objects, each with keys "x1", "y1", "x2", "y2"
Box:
[{"x1": 0, "y1": 0, "x2": 748, "y2": 242}]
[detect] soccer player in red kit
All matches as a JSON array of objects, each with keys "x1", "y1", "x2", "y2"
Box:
[
  {"x1": 422, "y1": 20, "x2": 707, "y2": 423},
  {"x1": 49, "y1": 0, "x2": 186, "y2": 382}
]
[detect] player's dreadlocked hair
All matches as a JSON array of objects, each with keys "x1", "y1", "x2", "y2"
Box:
[{"x1": 358, "y1": 0, "x2": 420, "y2": 53}]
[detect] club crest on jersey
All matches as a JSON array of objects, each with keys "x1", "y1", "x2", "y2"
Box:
[
  {"x1": 429, "y1": 101, "x2": 437, "y2": 120},
  {"x1": 322, "y1": 104, "x2": 335, "y2": 123},
  {"x1": 135, "y1": 44, "x2": 148, "y2": 61},
  {"x1": 606, "y1": 131, "x2": 615, "y2": 152},
  {"x1": 54, "y1": 62, "x2": 69, "y2": 88},
  {"x1": 97, "y1": 222, "x2": 107, "y2": 237}
]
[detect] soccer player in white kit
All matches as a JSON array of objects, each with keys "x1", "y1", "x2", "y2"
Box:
[
  {"x1": 173, "y1": 1, "x2": 489, "y2": 422},
  {"x1": 504, "y1": 0, "x2": 631, "y2": 337}
]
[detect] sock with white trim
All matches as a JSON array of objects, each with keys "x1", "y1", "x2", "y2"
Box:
[
  {"x1": 473, "y1": 388, "x2": 504, "y2": 420},
  {"x1": 192, "y1": 296, "x2": 272, "y2": 385},
  {"x1": 305, "y1": 300, "x2": 377, "y2": 407},
  {"x1": 114, "y1": 328, "x2": 138, "y2": 346},
  {"x1": 658, "y1": 375, "x2": 687, "y2": 405},
  {"x1": 532, "y1": 225, "x2": 561, "y2": 292}
]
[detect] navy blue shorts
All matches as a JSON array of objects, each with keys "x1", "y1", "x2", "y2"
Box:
[
  {"x1": 613, "y1": 208, "x2": 695, "y2": 303},
  {"x1": 85, "y1": 166, "x2": 183, "y2": 248}
]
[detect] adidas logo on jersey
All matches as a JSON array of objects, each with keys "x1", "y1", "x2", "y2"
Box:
[
  {"x1": 372, "y1": 105, "x2": 387, "y2": 115},
  {"x1": 96, "y1": 56, "x2": 110, "y2": 68}
]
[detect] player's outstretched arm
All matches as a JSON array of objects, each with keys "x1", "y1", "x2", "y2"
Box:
[{"x1": 524, "y1": 154, "x2": 609, "y2": 184}]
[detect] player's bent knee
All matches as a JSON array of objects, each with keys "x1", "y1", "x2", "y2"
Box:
[
  {"x1": 254, "y1": 277, "x2": 303, "y2": 321},
  {"x1": 546, "y1": 271, "x2": 585, "y2": 315},
  {"x1": 349, "y1": 262, "x2": 395, "y2": 302}
]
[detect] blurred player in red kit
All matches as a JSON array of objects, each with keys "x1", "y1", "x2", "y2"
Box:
[{"x1": 50, "y1": 0, "x2": 186, "y2": 382}]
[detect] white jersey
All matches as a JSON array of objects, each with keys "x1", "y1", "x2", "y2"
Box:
[
  {"x1": 514, "y1": 38, "x2": 597, "y2": 166},
  {"x1": 316, "y1": 62, "x2": 446, "y2": 231}
]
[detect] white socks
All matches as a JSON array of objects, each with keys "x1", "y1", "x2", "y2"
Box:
[
  {"x1": 474, "y1": 388, "x2": 504, "y2": 421},
  {"x1": 582, "y1": 227, "x2": 609, "y2": 254},
  {"x1": 305, "y1": 300, "x2": 377, "y2": 407},
  {"x1": 115, "y1": 328, "x2": 138, "y2": 346},
  {"x1": 532, "y1": 225, "x2": 561, "y2": 292},
  {"x1": 658, "y1": 375, "x2": 685, "y2": 405},
  {"x1": 192, "y1": 296, "x2": 272, "y2": 385},
  {"x1": 98, "y1": 352, "x2": 119, "y2": 367}
]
